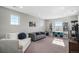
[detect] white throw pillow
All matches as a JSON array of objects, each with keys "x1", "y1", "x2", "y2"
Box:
[{"x1": 7, "y1": 33, "x2": 18, "y2": 40}]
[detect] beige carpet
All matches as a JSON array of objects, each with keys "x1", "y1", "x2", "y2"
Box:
[{"x1": 25, "y1": 36, "x2": 69, "y2": 53}]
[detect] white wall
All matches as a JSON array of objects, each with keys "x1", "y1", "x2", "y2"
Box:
[
  {"x1": 52, "y1": 15, "x2": 78, "y2": 32},
  {"x1": 45, "y1": 15, "x2": 78, "y2": 32},
  {"x1": 27, "y1": 16, "x2": 45, "y2": 33},
  {"x1": 45, "y1": 20, "x2": 52, "y2": 32},
  {"x1": 0, "y1": 7, "x2": 45, "y2": 38}
]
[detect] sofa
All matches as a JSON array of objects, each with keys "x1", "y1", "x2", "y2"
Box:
[
  {"x1": 0, "y1": 33, "x2": 31, "y2": 53},
  {"x1": 29, "y1": 32, "x2": 46, "y2": 41}
]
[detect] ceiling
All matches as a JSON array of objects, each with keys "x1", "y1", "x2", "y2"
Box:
[{"x1": 4, "y1": 6, "x2": 79, "y2": 19}]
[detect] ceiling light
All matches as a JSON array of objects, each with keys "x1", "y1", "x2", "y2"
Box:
[
  {"x1": 12, "y1": 6, "x2": 23, "y2": 8},
  {"x1": 60, "y1": 7, "x2": 65, "y2": 10},
  {"x1": 18, "y1": 6, "x2": 23, "y2": 8}
]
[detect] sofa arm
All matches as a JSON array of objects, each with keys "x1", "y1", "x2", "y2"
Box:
[
  {"x1": 18, "y1": 38, "x2": 31, "y2": 52},
  {"x1": 29, "y1": 33, "x2": 36, "y2": 41}
]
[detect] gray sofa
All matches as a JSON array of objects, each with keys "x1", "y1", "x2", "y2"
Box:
[{"x1": 29, "y1": 32, "x2": 46, "y2": 41}]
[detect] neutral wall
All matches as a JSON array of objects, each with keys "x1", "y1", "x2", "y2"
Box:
[
  {"x1": 52, "y1": 15, "x2": 78, "y2": 32},
  {"x1": 45, "y1": 15, "x2": 78, "y2": 32},
  {"x1": 0, "y1": 7, "x2": 45, "y2": 38},
  {"x1": 27, "y1": 16, "x2": 45, "y2": 33},
  {"x1": 45, "y1": 20, "x2": 52, "y2": 32}
]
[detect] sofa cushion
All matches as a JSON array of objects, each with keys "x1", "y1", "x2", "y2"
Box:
[
  {"x1": 40, "y1": 35, "x2": 46, "y2": 37},
  {"x1": 36, "y1": 35, "x2": 41, "y2": 39},
  {"x1": 36, "y1": 32, "x2": 40, "y2": 35},
  {"x1": 7, "y1": 33, "x2": 18, "y2": 40},
  {"x1": 40, "y1": 32, "x2": 45, "y2": 34}
]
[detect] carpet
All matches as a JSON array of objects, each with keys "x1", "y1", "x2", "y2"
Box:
[{"x1": 25, "y1": 36, "x2": 69, "y2": 53}]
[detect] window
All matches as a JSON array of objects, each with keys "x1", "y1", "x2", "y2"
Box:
[
  {"x1": 53, "y1": 20, "x2": 63, "y2": 32},
  {"x1": 55, "y1": 21, "x2": 63, "y2": 27},
  {"x1": 10, "y1": 15, "x2": 20, "y2": 25}
]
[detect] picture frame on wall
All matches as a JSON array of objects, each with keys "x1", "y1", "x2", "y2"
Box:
[{"x1": 29, "y1": 21, "x2": 36, "y2": 27}]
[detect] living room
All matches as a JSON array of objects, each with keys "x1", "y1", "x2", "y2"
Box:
[{"x1": 0, "y1": 6, "x2": 79, "y2": 53}]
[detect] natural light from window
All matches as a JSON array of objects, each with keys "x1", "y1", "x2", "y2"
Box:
[
  {"x1": 52, "y1": 38, "x2": 65, "y2": 47},
  {"x1": 55, "y1": 21, "x2": 63, "y2": 27},
  {"x1": 11, "y1": 15, "x2": 20, "y2": 25}
]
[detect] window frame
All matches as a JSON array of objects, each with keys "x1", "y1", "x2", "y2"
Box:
[
  {"x1": 10, "y1": 15, "x2": 20, "y2": 25},
  {"x1": 54, "y1": 20, "x2": 63, "y2": 27}
]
